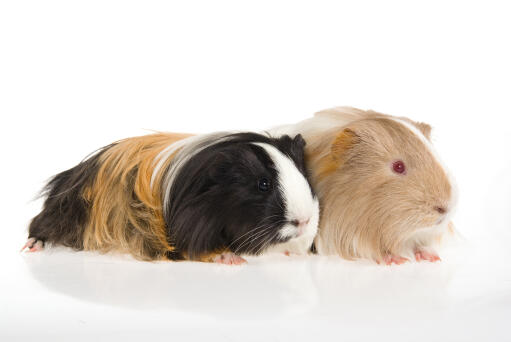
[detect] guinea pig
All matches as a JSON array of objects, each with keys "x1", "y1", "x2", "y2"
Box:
[
  {"x1": 270, "y1": 107, "x2": 457, "y2": 264},
  {"x1": 22, "y1": 132, "x2": 319, "y2": 264}
]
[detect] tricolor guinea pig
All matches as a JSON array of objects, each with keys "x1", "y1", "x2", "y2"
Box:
[
  {"x1": 271, "y1": 107, "x2": 457, "y2": 264},
  {"x1": 23, "y1": 132, "x2": 319, "y2": 264}
]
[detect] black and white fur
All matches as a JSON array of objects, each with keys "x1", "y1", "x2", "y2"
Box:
[{"x1": 161, "y1": 132, "x2": 319, "y2": 262}]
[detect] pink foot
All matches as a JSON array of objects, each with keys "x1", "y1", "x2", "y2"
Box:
[
  {"x1": 378, "y1": 255, "x2": 409, "y2": 265},
  {"x1": 213, "y1": 252, "x2": 247, "y2": 265},
  {"x1": 415, "y1": 250, "x2": 441, "y2": 262},
  {"x1": 20, "y1": 238, "x2": 44, "y2": 253},
  {"x1": 284, "y1": 251, "x2": 291, "y2": 256}
]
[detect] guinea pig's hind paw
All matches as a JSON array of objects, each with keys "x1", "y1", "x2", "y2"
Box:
[
  {"x1": 213, "y1": 252, "x2": 247, "y2": 265},
  {"x1": 379, "y1": 255, "x2": 409, "y2": 265},
  {"x1": 415, "y1": 250, "x2": 441, "y2": 262},
  {"x1": 20, "y1": 238, "x2": 44, "y2": 253}
]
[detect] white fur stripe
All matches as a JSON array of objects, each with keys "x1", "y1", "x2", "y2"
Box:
[
  {"x1": 252, "y1": 142, "x2": 319, "y2": 241},
  {"x1": 150, "y1": 136, "x2": 197, "y2": 188},
  {"x1": 150, "y1": 132, "x2": 233, "y2": 214}
]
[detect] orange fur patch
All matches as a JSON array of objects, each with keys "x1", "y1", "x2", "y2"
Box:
[{"x1": 81, "y1": 132, "x2": 193, "y2": 260}]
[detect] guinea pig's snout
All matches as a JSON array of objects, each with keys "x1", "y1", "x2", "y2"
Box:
[
  {"x1": 434, "y1": 205, "x2": 447, "y2": 215},
  {"x1": 290, "y1": 217, "x2": 311, "y2": 236},
  {"x1": 290, "y1": 218, "x2": 310, "y2": 227},
  {"x1": 433, "y1": 204, "x2": 449, "y2": 225}
]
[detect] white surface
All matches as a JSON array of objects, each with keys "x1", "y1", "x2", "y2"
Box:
[{"x1": 1, "y1": 1, "x2": 511, "y2": 341}]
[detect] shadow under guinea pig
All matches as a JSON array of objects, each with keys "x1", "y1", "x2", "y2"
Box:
[
  {"x1": 23, "y1": 243, "x2": 482, "y2": 319},
  {"x1": 22, "y1": 248, "x2": 320, "y2": 319}
]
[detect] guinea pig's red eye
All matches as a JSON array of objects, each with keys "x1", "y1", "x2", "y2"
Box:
[
  {"x1": 258, "y1": 178, "x2": 271, "y2": 192},
  {"x1": 392, "y1": 160, "x2": 406, "y2": 174}
]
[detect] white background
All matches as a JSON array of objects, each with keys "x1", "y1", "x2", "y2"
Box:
[{"x1": 1, "y1": 1, "x2": 511, "y2": 341}]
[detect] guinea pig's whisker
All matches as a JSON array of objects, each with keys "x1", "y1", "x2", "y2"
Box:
[
  {"x1": 233, "y1": 225, "x2": 275, "y2": 254},
  {"x1": 250, "y1": 231, "x2": 270, "y2": 255},
  {"x1": 228, "y1": 221, "x2": 273, "y2": 251},
  {"x1": 251, "y1": 221, "x2": 287, "y2": 255},
  {"x1": 255, "y1": 230, "x2": 280, "y2": 255},
  {"x1": 228, "y1": 215, "x2": 285, "y2": 252},
  {"x1": 234, "y1": 219, "x2": 287, "y2": 255},
  {"x1": 253, "y1": 233, "x2": 271, "y2": 255},
  {"x1": 227, "y1": 228, "x2": 260, "y2": 250},
  {"x1": 232, "y1": 225, "x2": 272, "y2": 254}
]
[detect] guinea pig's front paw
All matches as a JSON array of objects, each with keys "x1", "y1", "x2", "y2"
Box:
[
  {"x1": 20, "y1": 237, "x2": 44, "y2": 253},
  {"x1": 414, "y1": 249, "x2": 441, "y2": 262},
  {"x1": 377, "y1": 255, "x2": 409, "y2": 265},
  {"x1": 213, "y1": 252, "x2": 247, "y2": 265}
]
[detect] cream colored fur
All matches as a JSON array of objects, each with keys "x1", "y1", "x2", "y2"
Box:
[{"x1": 269, "y1": 107, "x2": 457, "y2": 262}]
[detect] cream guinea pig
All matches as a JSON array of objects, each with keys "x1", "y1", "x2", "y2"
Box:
[{"x1": 270, "y1": 107, "x2": 458, "y2": 264}]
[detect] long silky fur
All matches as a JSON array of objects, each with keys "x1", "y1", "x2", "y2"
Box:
[
  {"x1": 270, "y1": 107, "x2": 457, "y2": 262},
  {"x1": 29, "y1": 133, "x2": 192, "y2": 260},
  {"x1": 28, "y1": 148, "x2": 108, "y2": 250},
  {"x1": 28, "y1": 131, "x2": 312, "y2": 261}
]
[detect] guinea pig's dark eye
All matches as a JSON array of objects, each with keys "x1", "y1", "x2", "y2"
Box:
[
  {"x1": 392, "y1": 160, "x2": 406, "y2": 174},
  {"x1": 258, "y1": 178, "x2": 271, "y2": 192}
]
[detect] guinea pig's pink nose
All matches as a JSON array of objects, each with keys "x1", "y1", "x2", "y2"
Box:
[
  {"x1": 434, "y1": 206, "x2": 447, "y2": 214},
  {"x1": 291, "y1": 218, "x2": 310, "y2": 227}
]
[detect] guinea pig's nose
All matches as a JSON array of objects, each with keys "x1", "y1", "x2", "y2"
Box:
[
  {"x1": 291, "y1": 218, "x2": 310, "y2": 227},
  {"x1": 434, "y1": 206, "x2": 447, "y2": 215}
]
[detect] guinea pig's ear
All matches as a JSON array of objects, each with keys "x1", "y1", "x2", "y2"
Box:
[
  {"x1": 414, "y1": 122, "x2": 432, "y2": 140},
  {"x1": 331, "y1": 128, "x2": 360, "y2": 159},
  {"x1": 399, "y1": 116, "x2": 433, "y2": 140},
  {"x1": 292, "y1": 134, "x2": 306, "y2": 149},
  {"x1": 271, "y1": 134, "x2": 308, "y2": 173},
  {"x1": 286, "y1": 134, "x2": 308, "y2": 171}
]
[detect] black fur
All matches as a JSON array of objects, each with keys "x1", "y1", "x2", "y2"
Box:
[
  {"x1": 310, "y1": 242, "x2": 317, "y2": 254},
  {"x1": 268, "y1": 132, "x2": 308, "y2": 176},
  {"x1": 27, "y1": 148, "x2": 109, "y2": 249},
  {"x1": 165, "y1": 133, "x2": 312, "y2": 260}
]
